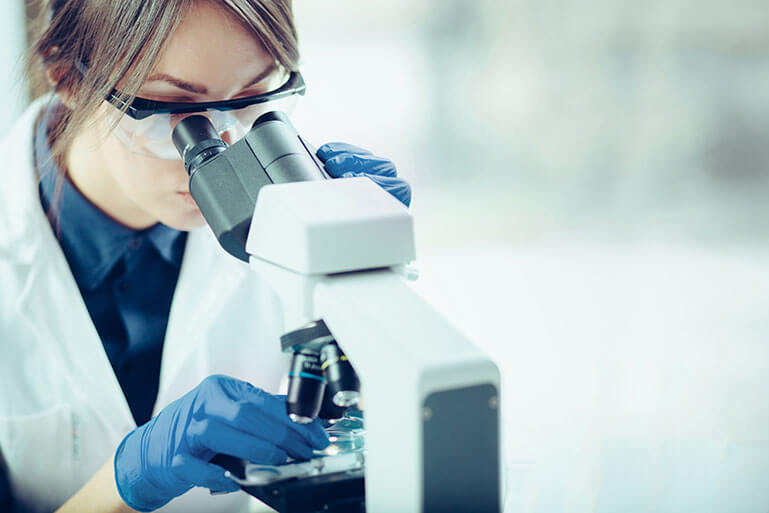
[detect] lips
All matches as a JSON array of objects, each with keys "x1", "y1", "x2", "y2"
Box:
[{"x1": 177, "y1": 191, "x2": 199, "y2": 208}]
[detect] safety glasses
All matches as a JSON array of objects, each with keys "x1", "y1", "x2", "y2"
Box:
[{"x1": 107, "y1": 70, "x2": 306, "y2": 160}]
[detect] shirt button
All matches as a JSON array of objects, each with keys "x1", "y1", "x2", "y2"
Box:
[{"x1": 128, "y1": 238, "x2": 142, "y2": 250}]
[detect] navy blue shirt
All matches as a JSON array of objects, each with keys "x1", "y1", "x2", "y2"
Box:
[{"x1": 34, "y1": 102, "x2": 188, "y2": 426}]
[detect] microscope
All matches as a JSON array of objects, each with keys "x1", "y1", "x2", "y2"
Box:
[{"x1": 172, "y1": 112, "x2": 501, "y2": 512}]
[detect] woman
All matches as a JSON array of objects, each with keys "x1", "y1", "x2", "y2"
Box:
[{"x1": 0, "y1": 1, "x2": 411, "y2": 512}]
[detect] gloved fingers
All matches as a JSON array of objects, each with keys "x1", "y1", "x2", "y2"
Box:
[
  {"x1": 369, "y1": 174, "x2": 412, "y2": 206},
  {"x1": 199, "y1": 379, "x2": 330, "y2": 451},
  {"x1": 171, "y1": 455, "x2": 240, "y2": 494},
  {"x1": 196, "y1": 375, "x2": 269, "y2": 423},
  {"x1": 230, "y1": 387, "x2": 330, "y2": 450},
  {"x1": 231, "y1": 397, "x2": 330, "y2": 451},
  {"x1": 322, "y1": 153, "x2": 397, "y2": 178},
  {"x1": 204, "y1": 374, "x2": 264, "y2": 404},
  {"x1": 261, "y1": 394, "x2": 328, "y2": 449},
  {"x1": 340, "y1": 172, "x2": 412, "y2": 207},
  {"x1": 243, "y1": 408, "x2": 327, "y2": 457},
  {"x1": 316, "y1": 142, "x2": 374, "y2": 162},
  {"x1": 188, "y1": 418, "x2": 295, "y2": 464},
  {"x1": 290, "y1": 418, "x2": 331, "y2": 451}
]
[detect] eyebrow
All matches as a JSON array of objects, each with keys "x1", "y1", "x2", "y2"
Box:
[{"x1": 145, "y1": 64, "x2": 279, "y2": 95}]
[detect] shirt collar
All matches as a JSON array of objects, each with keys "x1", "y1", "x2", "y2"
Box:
[{"x1": 35, "y1": 101, "x2": 185, "y2": 290}]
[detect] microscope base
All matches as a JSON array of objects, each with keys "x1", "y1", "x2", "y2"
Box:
[{"x1": 242, "y1": 470, "x2": 364, "y2": 513}]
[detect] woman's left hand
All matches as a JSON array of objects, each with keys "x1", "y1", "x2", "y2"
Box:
[{"x1": 316, "y1": 142, "x2": 412, "y2": 207}]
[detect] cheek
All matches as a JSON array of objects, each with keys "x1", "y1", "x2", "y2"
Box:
[
  {"x1": 94, "y1": 110, "x2": 205, "y2": 230},
  {"x1": 116, "y1": 153, "x2": 207, "y2": 230},
  {"x1": 106, "y1": 134, "x2": 188, "y2": 198},
  {"x1": 101, "y1": 133, "x2": 204, "y2": 226}
]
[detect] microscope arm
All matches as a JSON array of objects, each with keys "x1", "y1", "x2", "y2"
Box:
[{"x1": 315, "y1": 269, "x2": 501, "y2": 513}]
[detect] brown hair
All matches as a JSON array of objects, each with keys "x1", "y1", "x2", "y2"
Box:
[{"x1": 26, "y1": 0, "x2": 299, "y2": 187}]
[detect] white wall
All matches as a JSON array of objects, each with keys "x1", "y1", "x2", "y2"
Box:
[
  {"x1": 291, "y1": 2, "x2": 769, "y2": 511},
  {"x1": 0, "y1": 0, "x2": 28, "y2": 140}
]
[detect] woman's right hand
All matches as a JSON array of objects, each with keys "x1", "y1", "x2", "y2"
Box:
[{"x1": 114, "y1": 374, "x2": 330, "y2": 511}]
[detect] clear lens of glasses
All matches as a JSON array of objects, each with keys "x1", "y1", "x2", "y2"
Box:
[{"x1": 111, "y1": 93, "x2": 299, "y2": 160}]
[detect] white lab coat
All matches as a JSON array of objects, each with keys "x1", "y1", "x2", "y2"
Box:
[{"x1": 0, "y1": 96, "x2": 293, "y2": 512}]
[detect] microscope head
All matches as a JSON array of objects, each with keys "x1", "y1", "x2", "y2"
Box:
[{"x1": 172, "y1": 111, "x2": 328, "y2": 262}]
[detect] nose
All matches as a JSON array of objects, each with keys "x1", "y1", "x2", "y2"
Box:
[{"x1": 218, "y1": 121, "x2": 251, "y2": 146}]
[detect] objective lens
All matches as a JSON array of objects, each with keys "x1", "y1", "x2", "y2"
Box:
[
  {"x1": 286, "y1": 349, "x2": 326, "y2": 423},
  {"x1": 320, "y1": 342, "x2": 360, "y2": 407},
  {"x1": 318, "y1": 385, "x2": 348, "y2": 420},
  {"x1": 289, "y1": 414, "x2": 315, "y2": 424},
  {"x1": 333, "y1": 390, "x2": 361, "y2": 407}
]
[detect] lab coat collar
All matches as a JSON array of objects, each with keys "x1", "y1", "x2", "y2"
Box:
[{"x1": 146, "y1": 223, "x2": 186, "y2": 265}]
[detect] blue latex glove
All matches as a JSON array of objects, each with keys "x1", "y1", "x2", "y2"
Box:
[
  {"x1": 114, "y1": 375, "x2": 330, "y2": 511},
  {"x1": 316, "y1": 142, "x2": 412, "y2": 207}
]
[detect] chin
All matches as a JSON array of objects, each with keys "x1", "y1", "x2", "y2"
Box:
[{"x1": 159, "y1": 208, "x2": 208, "y2": 231}]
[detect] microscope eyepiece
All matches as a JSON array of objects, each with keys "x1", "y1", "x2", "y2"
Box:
[
  {"x1": 172, "y1": 115, "x2": 228, "y2": 175},
  {"x1": 251, "y1": 109, "x2": 292, "y2": 129}
]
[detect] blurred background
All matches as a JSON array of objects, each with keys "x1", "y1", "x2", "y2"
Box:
[{"x1": 3, "y1": 0, "x2": 769, "y2": 511}]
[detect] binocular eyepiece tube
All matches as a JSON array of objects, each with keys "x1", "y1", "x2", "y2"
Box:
[
  {"x1": 281, "y1": 321, "x2": 361, "y2": 423},
  {"x1": 169, "y1": 110, "x2": 327, "y2": 262}
]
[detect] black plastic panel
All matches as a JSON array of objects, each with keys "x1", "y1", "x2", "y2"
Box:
[{"x1": 423, "y1": 383, "x2": 500, "y2": 512}]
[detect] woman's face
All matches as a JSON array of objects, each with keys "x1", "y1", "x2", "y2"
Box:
[{"x1": 89, "y1": 1, "x2": 282, "y2": 231}]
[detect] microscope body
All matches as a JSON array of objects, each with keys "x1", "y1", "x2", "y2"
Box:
[
  {"x1": 247, "y1": 178, "x2": 501, "y2": 512},
  {"x1": 173, "y1": 113, "x2": 502, "y2": 512}
]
